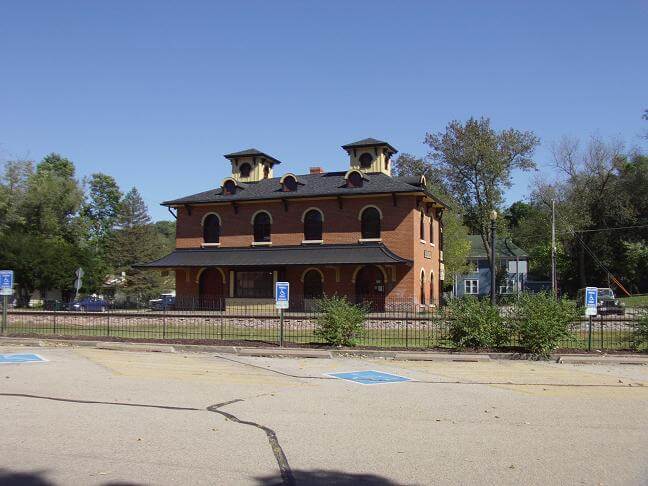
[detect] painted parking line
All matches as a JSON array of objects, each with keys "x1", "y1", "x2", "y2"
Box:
[
  {"x1": 326, "y1": 370, "x2": 412, "y2": 385},
  {"x1": 0, "y1": 353, "x2": 48, "y2": 364}
]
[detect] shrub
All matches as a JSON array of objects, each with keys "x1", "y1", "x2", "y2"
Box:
[
  {"x1": 631, "y1": 310, "x2": 648, "y2": 351},
  {"x1": 447, "y1": 297, "x2": 510, "y2": 348},
  {"x1": 314, "y1": 296, "x2": 367, "y2": 347},
  {"x1": 513, "y1": 292, "x2": 579, "y2": 357}
]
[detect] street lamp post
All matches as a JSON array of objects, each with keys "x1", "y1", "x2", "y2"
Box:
[{"x1": 490, "y1": 210, "x2": 498, "y2": 305}]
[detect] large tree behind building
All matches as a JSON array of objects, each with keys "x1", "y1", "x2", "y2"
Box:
[
  {"x1": 106, "y1": 187, "x2": 171, "y2": 300},
  {"x1": 425, "y1": 117, "x2": 539, "y2": 267}
]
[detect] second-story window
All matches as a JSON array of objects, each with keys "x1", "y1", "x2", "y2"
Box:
[
  {"x1": 203, "y1": 214, "x2": 220, "y2": 244},
  {"x1": 303, "y1": 209, "x2": 323, "y2": 241},
  {"x1": 253, "y1": 212, "x2": 271, "y2": 242},
  {"x1": 430, "y1": 216, "x2": 434, "y2": 244},
  {"x1": 420, "y1": 210, "x2": 425, "y2": 240},
  {"x1": 361, "y1": 207, "x2": 381, "y2": 239}
]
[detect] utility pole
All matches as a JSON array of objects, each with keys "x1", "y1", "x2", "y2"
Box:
[
  {"x1": 551, "y1": 199, "x2": 557, "y2": 297},
  {"x1": 490, "y1": 210, "x2": 498, "y2": 305}
]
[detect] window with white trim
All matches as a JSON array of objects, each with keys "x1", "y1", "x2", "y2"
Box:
[{"x1": 464, "y1": 279, "x2": 478, "y2": 295}]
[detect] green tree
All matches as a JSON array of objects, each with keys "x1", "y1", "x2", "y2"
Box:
[
  {"x1": 105, "y1": 188, "x2": 169, "y2": 300},
  {"x1": 83, "y1": 173, "x2": 122, "y2": 241},
  {"x1": 425, "y1": 117, "x2": 539, "y2": 267}
]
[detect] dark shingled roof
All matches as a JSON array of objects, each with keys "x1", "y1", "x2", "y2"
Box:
[
  {"x1": 467, "y1": 235, "x2": 528, "y2": 259},
  {"x1": 136, "y1": 243, "x2": 411, "y2": 268},
  {"x1": 163, "y1": 171, "x2": 445, "y2": 206},
  {"x1": 342, "y1": 138, "x2": 397, "y2": 153},
  {"x1": 223, "y1": 148, "x2": 282, "y2": 165}
]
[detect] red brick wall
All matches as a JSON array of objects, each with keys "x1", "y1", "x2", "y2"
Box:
[{"x1": 172, "y1": 194, "x2": 441, "y2": 303}]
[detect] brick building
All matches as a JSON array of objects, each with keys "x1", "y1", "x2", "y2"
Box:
[{"x1": 140, "y1": 138, "x2": 446, "y2": 310}]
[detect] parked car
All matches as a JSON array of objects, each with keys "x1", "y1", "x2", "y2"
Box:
[
  {"x1": 576, "y1": 287, "x2": 625, "y2": 316},
  {"x1": 149, "y1": 293, "x2": 176, "y2": 311},
  {"x1": 69, "y1": 296, "x2": 109, "y2": 312}
]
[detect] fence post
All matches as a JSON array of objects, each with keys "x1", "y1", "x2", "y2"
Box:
[
  {"x1": 220, "y1": 299, "x2": 224, "y2": 341},
  {"x1": 53, "y1": 310, "x2": 57, "y2": 334},
  {"x1": 1, "y1": 295, "x2": 7, "y2": 335},
  {"x1": 162, "y1": 305, "x2": 167, "y2": 340},
  {"x1": 106, "y1": 309, "x2": 111, "y2": 337},
  {"x1": 279, "y1": 308, "x2": 284, "y2": 347},
  {"x1": 587, "y1": 315, "x2": 593, "y2": 352},
  {"x1": 405, "y1": 309, "x2": 409, "y2": 349},
  {"x1": 599, "y1": 314, "x2": 604, "y2": 350}
]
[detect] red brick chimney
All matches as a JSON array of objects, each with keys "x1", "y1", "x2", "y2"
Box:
[{"x1": 309, "y1": 167, "x2": 324, "y2": 174}]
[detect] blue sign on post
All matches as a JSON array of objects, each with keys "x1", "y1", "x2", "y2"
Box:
[
  {"x1": 585, "y1": 286, "x2": 598, "y2": 316},
  {"x1": 0, "y1": 270, "x2": 13, "y2": 296},
  {"x1": 275, "y1": 281, "x2": 289, "y2": 309}
]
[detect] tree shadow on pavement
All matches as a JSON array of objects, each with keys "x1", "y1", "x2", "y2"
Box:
[
  {"x1": 255, "y1": 469, "x2": 410, "y2": 486},
  {"x1": 0, "y1": 469, "x2": 53, "y2": 486}
]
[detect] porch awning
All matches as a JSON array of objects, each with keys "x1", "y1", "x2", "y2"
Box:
[{"x1": 136, "y1": 242, "x2": 411, "y2": 268}]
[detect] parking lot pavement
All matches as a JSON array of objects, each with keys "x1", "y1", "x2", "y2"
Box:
[{"x1": 1, "y1": 346, "x2": 647, "y2": 485}]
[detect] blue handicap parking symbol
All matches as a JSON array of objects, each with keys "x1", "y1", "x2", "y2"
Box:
[
  {"x1": 326, "y1": 370, "x2": 412, "y2": 385},
  {"x1": 0, "y1": 353, "x2": 47, "y2": 364}
]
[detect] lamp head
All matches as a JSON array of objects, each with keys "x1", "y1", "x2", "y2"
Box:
[{"x1": 489, "y1": 210, "x2": 498, "y2": 221}]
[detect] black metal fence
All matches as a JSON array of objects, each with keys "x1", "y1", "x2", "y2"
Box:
[{"x1": 1, "y1": 297, "x2": 645, "y2": 351}]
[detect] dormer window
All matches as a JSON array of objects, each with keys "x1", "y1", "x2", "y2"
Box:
[
  {"x1": 280, "y1": 173, "x2": 299, "y2": 192},
  {"x1": 239, "y1": 163, "x2": 252, "y2": 178},
  {"x1": 346, "y1": 170, "x2": 364, "y2": 188},
  {"x1": 263, "y1": 165, "x2": 269, "y2": 179},
  {"x1": 223, "y1": 180, "x2": 236, "y2": 195},
  {"x1": 359, "y1": 152, "x2": 373, "y2": 169},
  {"x1": 283, "y1": 176, "x2": 297, "y2": 192}
]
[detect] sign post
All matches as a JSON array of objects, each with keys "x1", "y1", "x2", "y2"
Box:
[
  {"x1": 585, "y1": 287, "x2": 598, "y2": 352},
  {"x1": 74, "y1": 267, "x2": 84, "y2": 301},
  {"x1": 275, "y1": 282, "x2": 289, "y2": 347},
  {"x1": 0, "y1": 270, "x2": 14, "y2": 335}
]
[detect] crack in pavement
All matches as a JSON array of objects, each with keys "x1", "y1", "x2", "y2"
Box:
[
  {"x1": 207, "y1": 399, "x2": 295, "y2": 486},
  {"x1": 0, "y1": 392, "x2": 202, "y2": 411},
  {"x1": 1, "y1": 392, "x2": 296, "y2": 486}
]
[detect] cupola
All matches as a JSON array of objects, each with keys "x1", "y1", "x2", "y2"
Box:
[
  {"x1": 224, "y1": 148, "x2": 282, "y2": 183},
  {"x1": 341, "y1": 138, "x2": 397, "y2": 176}
]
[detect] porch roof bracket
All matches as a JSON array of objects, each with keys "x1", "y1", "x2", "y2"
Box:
[
  {"x1": 391, "y1": 192, "x2": 397, "y2": 207},
  {"x1": 184, "y1": 204, "x2": 192, "y2": 216},
  {"x1": 282, "y1": 198, "x2": 289, "y2": 211},
  {"x1": 231, "y1": 201, "x2": 239, "y2": 214},
  {"x1": 167, "y1": 207, "x2": 177, "y2": 220},
  {"x1": 337, "y1": 196, "x2": 343, "y2": 209}
]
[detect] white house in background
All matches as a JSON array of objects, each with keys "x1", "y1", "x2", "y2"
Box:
[{"x1": 454, "y1": 236, "x2": 529, "y2": 298}]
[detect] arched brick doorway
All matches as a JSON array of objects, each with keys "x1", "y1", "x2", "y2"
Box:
[
  {"x1": 199, "y1": 268, "x2": 224, "y2": 309},
  {"x1": 355, "y1": 265, "x2": 385, "y2": 311}
]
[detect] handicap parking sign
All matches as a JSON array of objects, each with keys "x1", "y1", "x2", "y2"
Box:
[
  {"x1": 0, "y1": 270, "x2": 13, "y2": 296},
  {"x1": 585, "y1": 287, "x2": 598, "y2": 316},
  {"x1": 275, "y1": 281, "x2": 289, "y2": 309}
]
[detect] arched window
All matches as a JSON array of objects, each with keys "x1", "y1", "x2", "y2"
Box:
[
  {"x1": 223, "y1": 180, "x2": 236, "y2": 195},
  {"x1": 359, "y1": 152, "x2": 373, "y2": 169},
  {"x1": 347, "y1": 171, "x2": 363, "y2": 188},
  {"x1": 263, "y1": 165, "x2": 269, "y2": 179},
  {"x1": 239, "y1": 163, "x2": 252, "y2": 178},
  {"x1": 303, "y1": 209, "x2": 323, "y2": 241},
  {"x1": 203, "y1": 214, "x2": 220, "y2": 243},
  {"x1": 360, "y1": 207, "x2": 381, "y2": 239},
  {"x1": 282, "y1": 175, "x2": 298, "y2": 192},
  {"x1": 303, "y1": 269, "x2": 323, "y2": 299},
  {"x1": 429, "y1": 217, "x2": 434, "y2": 244},
  {"x1": 420, "y1": 270, "x2": 426, "y2": 305},
  {"x1": 253, "y1": 212, "x2": 271, "y2": 242},
  {"x1": 429, "y1": 271, "x2": 435, "y2": 306},
  {"x1": 420, "y1": 210, "x2": 425, "y2": 240}
]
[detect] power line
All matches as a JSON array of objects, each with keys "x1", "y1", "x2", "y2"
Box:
[{"x1": 571, "y1": 224, "x2": 648, "y2": 233}]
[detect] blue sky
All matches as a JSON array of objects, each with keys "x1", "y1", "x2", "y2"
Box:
[{"x1": 1, "y1": 0, "x2": 646, "y2": 221}]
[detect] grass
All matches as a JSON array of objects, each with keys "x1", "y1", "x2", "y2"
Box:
[
  {"x1": 3, "y1": 320, "x2": 639, "y2": 351},
  {"x1": 619, "y1": 295, "x2": 648, "y2": 307}
]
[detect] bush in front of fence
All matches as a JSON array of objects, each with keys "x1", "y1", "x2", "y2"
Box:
[
  {"x1": 446, "y1": 297, "x2": 510, "y2": 349},
  {"x1": 512, "y1": 292, "x2": 579, "y2": 357},
  {"x1": 314, "y1": 296, "x2": 368, "y2": 347}
]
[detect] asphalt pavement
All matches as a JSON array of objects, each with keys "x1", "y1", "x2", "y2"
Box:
[{"x1": 0, "y1": 345, "x2": 647, "y2": 485}]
